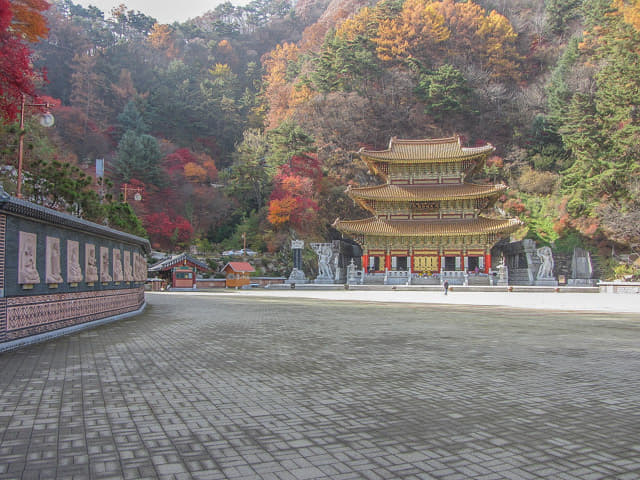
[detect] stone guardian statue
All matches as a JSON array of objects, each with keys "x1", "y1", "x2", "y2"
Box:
[{"x1": 536, "y1": 246, "x2": 554, "y2": 279}]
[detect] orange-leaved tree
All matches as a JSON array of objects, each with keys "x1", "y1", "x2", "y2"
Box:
[{"x1": 9, "y1": 0, "x2": 49, "y2": 42}]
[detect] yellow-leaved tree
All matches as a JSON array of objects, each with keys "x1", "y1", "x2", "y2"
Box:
[
  {"x1": 613, "y1": 0, "x2": 640, "y2": 29},
  {"x1": 374, "y1": 0, "x2": 450, "y2": 64},
  {"x1": 148, "y1": 23, "x2": 178, "y2": 58},
  {"x1": 262, "y1": 43, "x2": 309, "y2": 127},
  {"x1": 477, "y1": 11, "x2": 521, "y2": 81}
]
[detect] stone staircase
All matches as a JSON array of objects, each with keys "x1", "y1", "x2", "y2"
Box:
[{"x1": 508, "y1": 268, "x2": 533, "y2": 285}]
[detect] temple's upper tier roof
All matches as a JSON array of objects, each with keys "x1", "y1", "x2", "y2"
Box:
[
  {"x1": 358, "y1": 135, "x2": 495, "y2": 163},
  {"x1": 333, "y1": 216, "x2": 522, "y2": 237},
  {"x1": 347, "y1": 183, "x2": 506, "y2": 202}
]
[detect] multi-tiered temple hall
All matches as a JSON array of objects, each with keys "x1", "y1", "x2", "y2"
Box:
[{"x1": 333, "y1": 136, "x2": 521, "y2": 282}]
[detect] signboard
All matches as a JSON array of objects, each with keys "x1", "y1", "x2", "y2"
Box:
[
  {"x1": 96, "y1": 158, "x2": 105, "y2": 178},
  {"x1": 291, "y1": 240, "x2": 304, "y2": 249}
]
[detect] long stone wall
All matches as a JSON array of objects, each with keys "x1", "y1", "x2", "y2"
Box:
[{"x1": 0, "y1": 189, "x2": 150, "y2": 348}]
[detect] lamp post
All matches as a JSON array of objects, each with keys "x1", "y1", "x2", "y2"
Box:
[
  {"x1": 17, "y1": 94, "x2": 54, "y2": 198},
  {"x1": 120, "y1": 183, "x2": 143, "y2": 203}
]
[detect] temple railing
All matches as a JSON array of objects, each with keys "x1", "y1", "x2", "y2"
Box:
[
  {"x1": 441, "y1": 270, "x2": 467, "y2": 285},
  {"x1": 384, "y1": 269, "x2": 411, "y2": 285}
]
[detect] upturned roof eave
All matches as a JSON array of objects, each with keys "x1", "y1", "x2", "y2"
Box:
[
  {"x1": 333, "y1": 217, "x2": 523, "y2": 237},
  {"x1": 358, "y1": 148, "x2": 495, "y2": 164},
  {"x1": 345, "y1": 184, "x2": 507, "y2": 202},
  {"x1": 149, "y1": 253, "x2": 210, "y2": 272}
]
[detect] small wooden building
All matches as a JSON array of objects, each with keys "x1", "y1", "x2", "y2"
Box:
[
  {"x1": 149, "y1": 253, "x2": 210, "y2": 289},
  {"x1": 222, "y1": 262, "x2": 255, "y2": 288}
]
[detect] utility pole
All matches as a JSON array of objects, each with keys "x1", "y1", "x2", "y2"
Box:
[{"x1": 17, "y1": 94, "x2": 54, "y2": 198}]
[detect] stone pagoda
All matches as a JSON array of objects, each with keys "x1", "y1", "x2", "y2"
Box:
[{"x1": 333, "y1": 136, "x2": 522, "y2": 281}]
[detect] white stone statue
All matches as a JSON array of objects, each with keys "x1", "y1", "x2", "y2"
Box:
[
  {"x1": 311, "y1": 243, "x2": 334, "y2": 280},
  {"x1": 319, "y1": 244, "x2": 333, "y2": 278},
  {"x1": 536, "y1": 246, "x2": 554, "y2": 279},
  {"x1": 496, "y1": 256, "x2": 508, "y2": 285}
]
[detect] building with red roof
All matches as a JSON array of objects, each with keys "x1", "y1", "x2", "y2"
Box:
[{"x1": 221, "y1": 262, "x2": 256, "y2": 288}]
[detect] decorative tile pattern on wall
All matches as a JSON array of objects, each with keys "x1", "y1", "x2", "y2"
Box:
[
  {"x1": 6, "y1": 287, "x2": 144, "y2": 333},
  {"x1": 0, "y1": 299, "x2": 6, "y2": 343}
]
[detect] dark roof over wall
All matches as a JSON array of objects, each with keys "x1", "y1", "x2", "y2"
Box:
[
  {"x1": 0, "y1": 187, "x2": 151, "y2": 253},
  {"x1": 149, "y1": 253, "x2": 210, "y2": 272}
]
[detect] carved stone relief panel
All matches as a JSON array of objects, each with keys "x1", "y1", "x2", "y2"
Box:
[
  {"x1": 133, "y1": 252, "x2": 146, "y2": 282},
  {"x1": 123, "y1": 250, "x2": 133, "y2": 281},
  {"x1": 45, "y1": 236, "x2": 64, "y2": 284},
  {"x1": 66, "y1": 240, "x2": 83, "y2": 283},
  {"x1": 113, "y1": 248, "x2": 123, "y2": 282},
  {"x1": 85, "y1": 243, "x2": 98, "y2": 283},
  {"x1": 100, "y1": 246, "x2": 112, "y2": 282},
  {"x1": 18, "y1": 231, "x2": 40, "y2": 284},
  {"x1": 133, "y1": 252, "x2": 141, "y2": 282}
]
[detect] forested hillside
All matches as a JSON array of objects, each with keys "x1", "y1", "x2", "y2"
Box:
[{"x1": 1, "y1": 0, "x2": 639, "y2": 278}]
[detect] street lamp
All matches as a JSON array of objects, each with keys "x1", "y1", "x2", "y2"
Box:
[
  {"x1": 120, "y1": 183, "x2": 143, "y2": 203},
  {"x1": 17, "y1": 94, "x2": 54, "y2": 198}
]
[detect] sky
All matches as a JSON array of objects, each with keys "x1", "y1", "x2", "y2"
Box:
[{"x1": 74, "y1": 1, "x2": 231, "y2": 24}]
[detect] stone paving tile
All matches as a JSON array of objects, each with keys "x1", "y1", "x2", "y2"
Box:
[{"x1": 1, "y1": 293, "x2": 639, "y2": 479}]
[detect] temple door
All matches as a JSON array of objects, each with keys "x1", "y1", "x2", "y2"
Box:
[{"x1": 414, "y1": 256, "x2": 438, "y2": 274}]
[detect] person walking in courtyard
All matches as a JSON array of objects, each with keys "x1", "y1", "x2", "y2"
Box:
[{"x1": 443, "y1": 279, "x2": 449, "y2": 295}]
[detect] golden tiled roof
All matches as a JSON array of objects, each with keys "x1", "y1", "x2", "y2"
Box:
[
  {"x1": 333, "y1": 216, "x2": 522, "y2": 237},
  {"x1": 359, "y1": 136, "x2": 495, "y2": 163},
  {"x1": 347, "y1": 183, "x2": 506, "y2": 202}
]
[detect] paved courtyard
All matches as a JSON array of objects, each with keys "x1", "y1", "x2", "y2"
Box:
[{"x1": 1, "y1": 292, "x2": 639, "y2": 480}]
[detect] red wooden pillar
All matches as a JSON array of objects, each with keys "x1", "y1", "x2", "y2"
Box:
[
  {"x1": 410, "y1": 255, "x2": 415, "y2": 273},
  {"x1": 385, "y1": 254, "x2": 391, "y2": 271},
  {"x1": 485, "y1": 253, "x2": 491, "y2": 273},
  {"x1": 362, "y1": 254, "x2": 369, "y2": 273},
  {"x1": 438, "y1": 255, "x2": 442, "y2": 272}
]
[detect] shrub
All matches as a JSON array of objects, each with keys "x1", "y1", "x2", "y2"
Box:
[{"x1": 516, "y1": 167, "x2": 559, "y2": 194}]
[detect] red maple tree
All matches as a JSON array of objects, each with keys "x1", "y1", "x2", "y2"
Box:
[{"x1": 0, "y1": 0, "x2": 49, "y2": 121}]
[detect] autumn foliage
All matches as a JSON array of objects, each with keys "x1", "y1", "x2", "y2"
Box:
[
  {"x1": 373, "y1": 0, "x2": 520, "y2": 80},
  {"x1": 124, "y1": 147, "x2": 221, "y2": 250},
  {"x1": 144, "y1": 211, "x2": 194, "y2": 249},
  {"x1": 267, "y1": 154, "x2": 321, "y2": 231},
  {"x1": 9, "y1": 0, "x2": 49, "y2": 42},
  {"x1": 0, "y1": 0, "x2": 49, "y2": 121},
  {"x1": 613, "y1": 0, "x2": 640, "y2": 29},
  {"x1": 7, "y1": 0, "x2": 639, "y2": 277}
]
